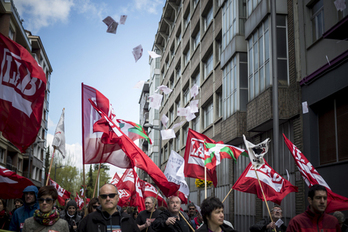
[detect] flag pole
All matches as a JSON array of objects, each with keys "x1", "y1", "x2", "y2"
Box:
[
  {"x1": 222, "y1": 188, "x2": 233, "y2": 203},
  {"x1": 204, "y1": 166, "x2": 207, "y2": 199},
  {"x1": 92, "y1": 163, "x2": 102, "y2": 198},
  {"x1": 45, "y1": 148, "x2": 56, "y2": 186},
  {"x1": 253, "y1": 166, "x2": 277, "y2": 232},
  {"x1": 179, "y1": 211, "x2": 195, "y2": 232}
]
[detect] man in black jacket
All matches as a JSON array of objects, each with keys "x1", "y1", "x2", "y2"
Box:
[
  {"x1": 78, "y1": 184, "x2": 140, "y2": 232},
  {"x1": 249, "y1": 206, "x2": 287, "y2": 232},
  {"x1": 152, "y1": 196, "x2": 192, "y2": 232}
]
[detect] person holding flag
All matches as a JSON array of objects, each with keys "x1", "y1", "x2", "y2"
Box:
[
  {"x1": 136, "y1": 197, "x2": 160, "y2": 232},
  {"x1": 250, "y1": 206, "x2": 287, "y2": 232}
]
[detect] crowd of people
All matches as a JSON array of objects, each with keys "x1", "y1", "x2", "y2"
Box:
[{"x1": 0, "y1": 184, "x2": 347, "y2": 232}]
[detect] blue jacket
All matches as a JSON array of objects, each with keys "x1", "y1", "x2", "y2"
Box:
[{"x1": 9, "y1": 185, "x2": 39, "y2": 232}]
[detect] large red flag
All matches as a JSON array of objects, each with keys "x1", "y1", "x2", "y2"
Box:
[
  {"x1": 49, "y1": 178, "x2": 71, "y2": 206},
  {"x1": 82, "y1": 83, "x2": 179, "y2": 197},
  {"x1": 110, "y1": 172, "x2": 121, "y2": 186},
  {"x1": 115, "y1": 169, "x2": 133, "y2": 207},
  {"x1": 283, "y1": 134, "x2": 348, "y2": 213},
  {"x1": 138, "y1": 179, "x2": 168, "y2": 208},
  {"x1": 0, "y1": 33, "x2": 46, "y2": 152},
  {"x1": 183, "y1": 129, "x2": 217, "y2": 187},
  {"x1": 232, "y1": 160, "x2": 298, "y2": 205},
  {"x1": 0, "y1": 166, "x2": 34, "y2": 199}
]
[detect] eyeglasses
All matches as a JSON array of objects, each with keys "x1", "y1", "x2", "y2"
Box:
[
  {"x1": 38, "y1": 198, "x2": 54, "y2": 204},
  {"x1": 189, "y1": 208, "x2": 195, "y2": 210},
  {"x1": 273, "y1": 209, "x2": 282, "y2": 213},
  {"x1": 99, "y1": 193, "x2": 118, "y2": 199}
]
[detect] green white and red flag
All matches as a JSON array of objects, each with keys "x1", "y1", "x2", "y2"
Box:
[
  {"x1": 204, "y1": 142, "x2": 248, "y2": 170},
  {"x1": 117, "y1": 119, "x2": 152, "y2": 144}
]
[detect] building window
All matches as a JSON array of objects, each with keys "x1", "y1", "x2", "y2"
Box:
[
  {"x1": 204, "y1": 101, "x2": 214, "y2": 128},
  {"x1": 183, "y1": 126, "x2": 188, "y2": 143},
  {"x1": 18, "y1": 159, "x2": 22, "y2": 171},
  {"x1": 203, "y1": 52, "x2": 213, "y2": 79},
  {"x1": 217, "y1": 92, "x2": 222, "y2": 118},
  {"x1": 164, "y1": 146, "x2": 168, "y2": 163},
  {"x1": 317, "y1": 93, "x2": 348, "y2": 165},
  {"x1": 169, "y1": 107, "x2": 174, "y2": 124},
  {"x1": 193, "y1": 0, "x2": 199, "y2": 9},
  {"x1": 175, "y1": 133, "x2": 180, "y2": 151},
  {"x1": 175, "y1": 98, "x2": 181, "y2": 117},
  {"x1": 192, "y1": 115, "x2": 200, "y2": 132},
  {"x1": 184, "y1": 48, "x2": 190, "y2": 66},
  {"x1": 311, "y1": 0, "x2": 324, "y2": 41},
  {"x1": 176, "y1": 30, "x2": 182, "y2": 46},
  {"x1": 192, "y1": 30, "x2": 200, "y2": 51},
  {"x1": 176, "y1": 65, "x2": 181, "y2": 80},
  {"x1": 222, "y1": 0, "x2": 238, "y2": 49},
  {"x1": 0, "y1": 147, "x2": 4, "y2": 163},
  {"x1": 9, "y1": 27, "x2": 14, "y2": 40},
  {"x1": 184, "y1": 10, "x2": 190, "y2": 28},
  {"x1": 204, "y1": 7, "x2": 213, "y2": 32},
  {"x1": 246, "y1": 0, "x2": 261, "y2": 17},
  {"x1": 192, "y1": 72, "x2": 201, "y2": 87},
  {"x1": 248, "y1": 17, "x2": 270, "y2": 100},
  {"x1": 169, "y1": 142, "x2": 173, "y2": 160},
  {"x1": 183, "y1": 87, "x2": 190, "y2": 105},
  {"x1": 223, "y1": 56, "x2": 237, "y2": 117}
]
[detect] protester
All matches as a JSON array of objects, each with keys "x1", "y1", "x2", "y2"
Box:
[
  {"x1": 191, "y1": 210, "x2": 203, "y2": 229},
  {"x1": 250, "y1": 206, "x2": 286, "y2": 232},
  {"x1": 152, "y1": 196, "x2": 192, "y2": 232},
  {"x1": 87, "y1": 197, "x2": 100, "y2": 214},
  {"x1": 62, "y1": 200, "x2": 82, "y2": 232},
  {"x1": 286, "y1": 184, "x2": 341, "y2": 232},
  {"x1": 187, "y1": 203, "x2": 197, "y2": 221},
  {"x1": 133, "y1": 208, "x2": 139, "y2": 220},
  {"x1": 77, "y1": 183, "x2": 140, "y2": 232},
  {"x1": 11, "y1": 199, "x2": 24, "y2": 215},
  {"x1": 196, "y1": 196, "x2": 236, "y2": 232},
  {"x1": 137, "y1": 197, "x2": 161, "y2": 232},
  {"x1": 9, "y1": 185, "x2": 40, "y2": 232},
  {"x1": 60, "y1": 198, "x2": 72, "y2": 218},
  {"x1": 333, "y1": 211, "x2": 348, "y2": 232},
  {"x1": 0, "y1": 198, "x2": 11, "y2": 230},
  {"x1": 22, "y1": 185, "x2": 69, "y2": 232}
]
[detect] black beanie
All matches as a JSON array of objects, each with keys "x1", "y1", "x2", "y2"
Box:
[{"x1": 67, "y1": 200, "x2": 77, "y2": 209}]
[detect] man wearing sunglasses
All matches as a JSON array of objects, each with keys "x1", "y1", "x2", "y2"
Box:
[
  {"x1": 78, "y1": 183, "x2": 140, "y2": 232},
  {"x1": 9, "y1": 185, "x2": 39, "y2": 232}
]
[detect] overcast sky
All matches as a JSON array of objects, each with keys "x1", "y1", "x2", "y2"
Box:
[{"x1": 13, "y1": 0, "x2": 165, "y2": 178}]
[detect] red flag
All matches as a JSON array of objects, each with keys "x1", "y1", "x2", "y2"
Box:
[
  {"x1": 116, "y1": 168, "x2": 145, "y2": 211},
  {"x1": 0, "y1": 166, "x2": 34, "y2": 199},
  {"x1": 232, "y1": 160, "x2": 298, "y2": 205},
  {"x1": 75, "y1": 192, "x2": 84, "y2": 210},
  {"x1": 111, "y1": 172, "x2": 121, "y2": 186},
  {"x1": 82, "y1": 83, "x2": 179, "y2": 197},
  {"x1": 138, "y1": 179, "x2": 168, "y2": 208},
  {"x1": 283, "y1": 134, "x2": 348, "y2": 213},
  {"x1": 49, "y1": 178, "x2": 71, "y2": 206},
  {"x1": 117, "y1": 119, "x2": 152, "y2": 144},
  {"x1": 0, "y1": 33, "x2": 47, "y2": 152},
  {"x1": 184, "y1": 129, "x2": 217, "y2": 187}
]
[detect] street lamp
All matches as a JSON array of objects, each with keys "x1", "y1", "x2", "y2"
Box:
[
  {"x1": 54, "y1": 164, "x2": 64, "y2": 181},
  {"x1": 144, "y1": 123, "x2": 162, "y2": 170}
]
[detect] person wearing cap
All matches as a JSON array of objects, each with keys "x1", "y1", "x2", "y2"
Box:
[
  {"x1": 9, "y1": 185, "x2": 39, "y2": 232},
  {"x1": 62, "y1": 200, "x2": 82, "y2": 232}
]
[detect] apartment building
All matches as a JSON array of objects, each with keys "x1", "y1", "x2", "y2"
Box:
[
  {"x1": 0, "y1": 0, "x2": 52, "y2": 189},
  {"x1": 140, "y1": 0, "x2": 348, "y2": 230},
  {"x1": 296, "y1": 0, "x2": 348, "y2": 209}
]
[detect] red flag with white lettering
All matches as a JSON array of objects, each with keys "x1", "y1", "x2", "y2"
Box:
[
  {"x1": 0, "y1": 33, "x2": 46, "y2": 152},
  {"x1": 49, "y1": 178, "x2": 71, "y2": 206},
  {"x1": 139, "y1": 179, "x2": 168, "y2": 208},
  {"x1": 111, "y1": 172, "x2": 121, "y2": 186},
  {"x1": 183, "y1": 129, "x2": 217, "y2": 187},
  {"x1": 283, "y1": 134, "x2": 348, "y2": 213},
  {"x1": 232, "y1": 160, "x2": 298, "y2": 205},
  {"x1": 82, "y1": 83, "x2": 179, "y2": 197},
  {"x1": 0, "y1": 166, "x2": 34, "y2": 199},
  {"x1": 75, "y1": 192, "x2": 84, "y2": 210}
]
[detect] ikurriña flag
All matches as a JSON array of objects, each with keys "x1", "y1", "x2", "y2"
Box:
[
  {"x1": 204, "y1": 142, "x2": 248, "y2": 170},
  {"x1": 283, "y1": 133, "x2": 348, "y2": 213},
  {"x1": 232, "y1": 160, "x2": 298, "y2": 205},
  {"x1": 117, "y1": 119, "x2": 152, "y2": 144},
  {"x1": 0, "y1": 33, "x2": 46, "y2": 152}
]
